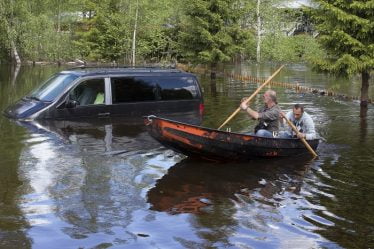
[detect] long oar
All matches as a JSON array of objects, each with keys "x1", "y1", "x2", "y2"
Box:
[
  {"x1": 280, "y1": 112, "x2": 318, "y2": 157},
  {"x1": 217, "y1": 65, "x2": 285, "y2": 130}
]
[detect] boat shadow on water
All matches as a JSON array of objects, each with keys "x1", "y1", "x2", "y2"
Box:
[{"x1": 147, "y1": 156, "x2": 314, "y2": 215}]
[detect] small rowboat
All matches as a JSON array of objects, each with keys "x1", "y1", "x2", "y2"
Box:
[
  {"x1": 144, "y1": 115, "x2": 319, "y2": 161},
  {"x1": 144, "y1": 116, "x2": 319, "y2": 161}
]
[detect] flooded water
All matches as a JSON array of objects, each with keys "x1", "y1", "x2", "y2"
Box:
[{"x1": 0, "y1": 64, "x2": 373, "y2": 249}]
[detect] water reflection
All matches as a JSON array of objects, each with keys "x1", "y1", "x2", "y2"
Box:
[
  {"x1": 15, "y1": 118, "x2": 182, "y2": 247},
  {"x1": 0, "y1": 122, "x2": 32, "y2": 248},
  {"x1": 147, "y1": 157, "x2": 338, "y2": 248},
  {"x1": 10, "y1": 64, "x2": 21, "y2": 86},
  {"x1": 148, "y1": 157, "x2": 312, "y2": 215},
  {"x1": 359, "y1": 105, "x2": 368, "y2": 143},
  {"x1": 209, "y1": 79, "x2": 217, "y2": 97},
  {"x1": 0, "y1": 64, "x2": 372, "y2": 248},
  {"x1": 0, "y1": 66, "x2": 33, "y2": 247}
]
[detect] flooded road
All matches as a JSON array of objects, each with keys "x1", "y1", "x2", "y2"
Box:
[{"x1": 0, "y1": 64, "x2": 373, "y2": 248}]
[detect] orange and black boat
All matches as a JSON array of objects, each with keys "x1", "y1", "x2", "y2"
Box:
[{"x1": 144, "y1": 115, "x2": 319, "y2": 161}]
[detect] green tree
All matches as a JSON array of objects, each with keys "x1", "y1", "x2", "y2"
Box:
[
  {"x1": 73, "y1": 0, "x2": 176, "y2": 64},
  {"x1": 0, "y1": 0, "x2": 9, "y2": 61},
  {"x1": 178, "y1": 0, "x2": 249, "y2": 76},
  {"x1": 134, "y1": 0, "x2": 179, "y2": 64},
  {"x1": 255, "y1": 0, "x2": 284, "y2": 63},
  {"x1": 0, "y1": 0, "x2": 80, "y2": 63},
  {"x1": 0, "y1": 0, "x2": 29, "y2": 64},
  {"x1": 240, "y1": 0, "x2": 284, "y2": 62},
  {"x1": 309, "y1": 0, "x2": 374, "y2": 106},
  {"x1": 73, "y1": 0, "x2": 128, "y2": 62},
  {"x1": 262, "y1": 34, "x2": 324, "y2": 63}
]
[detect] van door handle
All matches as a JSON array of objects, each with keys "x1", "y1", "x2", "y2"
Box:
[{"x1": 98, "y1": 112, "x2": 110, "y2": 117}]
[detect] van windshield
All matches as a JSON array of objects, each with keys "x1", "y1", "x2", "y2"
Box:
[{"x1": 28, "y1": 74, "x2": 79, "y2": 102}]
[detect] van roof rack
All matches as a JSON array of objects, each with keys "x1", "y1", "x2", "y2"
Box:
[{"x1": 68, "y1": 65, "x2": 178, "y2": 70}]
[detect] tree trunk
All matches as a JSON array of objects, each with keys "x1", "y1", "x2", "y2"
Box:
[
  {"x1": 256, "y1": 0, "x2": 261, "y2": 63},
  {"x1": 57, "y1": 0, "x2": 61, "y2": 32},
  {"x1": 360, "y1": 71, "x2": 370, "y2": 107},
  {"x1": 11, "y1": 40, "x2": 21, "y2": 65},
  {"x1": 56, "y1": 1, "x2": 61, "y2": 64},
  {"x1": 132, "y1": 0, "x2": 139, "y2": 67}
]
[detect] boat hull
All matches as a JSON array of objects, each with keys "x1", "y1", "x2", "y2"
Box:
[{"x1": 145, "y1": 116, "x2": 319, "y2": 161}]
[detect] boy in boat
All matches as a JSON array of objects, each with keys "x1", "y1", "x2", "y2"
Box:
[
  {"x1": 240, "y1": 90, "x2": 281, "y2": 138},
  {"x1": 280, "y1": 104, "x2": 317, "y2": 140}
]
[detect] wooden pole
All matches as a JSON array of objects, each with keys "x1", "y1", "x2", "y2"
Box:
[
  {"x1": 280, "y1": 113, "x2": 318, "y2": 158},
  {"x1": 217, "y1": 65, "x2": 285, "y2": 130}
]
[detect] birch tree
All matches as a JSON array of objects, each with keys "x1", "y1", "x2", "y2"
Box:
[
  {"x1": 256, "y1": 0, "x2": 261, "y2": 63},
  {"x1": 132, "y1": 0, "x2": 139, "y2": 66},
  {"x1": 253, "y1": 0, "x2": 284, "y2": 63}
]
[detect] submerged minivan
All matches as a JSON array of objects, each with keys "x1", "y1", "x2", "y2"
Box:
[{"x1": 4, "y1": 67, "x2": 204, "y2": 121}]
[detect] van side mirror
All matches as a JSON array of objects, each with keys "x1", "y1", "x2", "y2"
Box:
[{"x1": 65, "y1": 99, "x2": 79, "y2": 108}]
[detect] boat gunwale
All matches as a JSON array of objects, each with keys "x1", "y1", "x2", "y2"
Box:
[{"x1": 146, "y1": 115, "x2": 320, "y2": 143}]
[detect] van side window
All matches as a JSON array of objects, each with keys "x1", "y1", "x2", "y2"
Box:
[
  {"x1": 111, "y1": 77, "x2": 155, "y2": 103},
  {"x1": 70, "y1": 79, "x2": 105, "y2": 106},
  {"x1": 156, "y1": 77, "x2": 198, "y2": 100}
]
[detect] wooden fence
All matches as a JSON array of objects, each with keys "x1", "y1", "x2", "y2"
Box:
[{"x1": 177, "y1": 64, "x2": 372, "y2": 104}]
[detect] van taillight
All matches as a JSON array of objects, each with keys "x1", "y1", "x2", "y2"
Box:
[{"x1": 199, "y1": 103, "x2": 204, "y2": 114}]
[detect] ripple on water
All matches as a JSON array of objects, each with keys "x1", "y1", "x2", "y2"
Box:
[
  {"x1": 227, "y1": 162, "x2": 345, "y2": 249},
  {"x1": 1, "y1": 63, "x2": 372, "y2": 248}
]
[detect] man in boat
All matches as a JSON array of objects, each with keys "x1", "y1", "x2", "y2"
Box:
[
  {"x1": 240, "y1": 89, "x2": 281, "y2": 138},
  {"x1": 280, "y1": 104, "x2": 317, "y2": 140}
]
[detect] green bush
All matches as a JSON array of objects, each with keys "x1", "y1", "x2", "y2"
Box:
[{"x1": 261, "y1": 34, "x2": 325, "y2": 63}]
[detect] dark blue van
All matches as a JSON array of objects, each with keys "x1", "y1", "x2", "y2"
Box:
[{"x1": 4, "y1": 67, "x2": 204, "y2": 121}]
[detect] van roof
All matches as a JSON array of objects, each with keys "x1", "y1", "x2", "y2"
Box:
[{"x1": 60, "y1": 67, "x2": 195, "y2": 77}]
